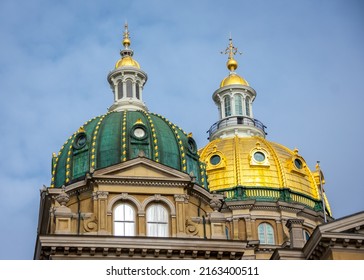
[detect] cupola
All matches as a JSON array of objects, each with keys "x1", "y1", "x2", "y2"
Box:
[
  {"x1": 107, "y1": 23, "x2": 148, "y2": 112},
  {"x1": 208, "y1": 37, "x2": 266, "y2": 140}
]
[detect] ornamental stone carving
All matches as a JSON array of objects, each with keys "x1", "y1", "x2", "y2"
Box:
[
  {"x1": 174, "y1": 194, "x2": 189, "y2": 203},
  {"x1": 92, "y1": 191, "x2": 109, "y2": 200},
  {"x1": 185, "y1": 219, "x2": 199, "y2": 236}
]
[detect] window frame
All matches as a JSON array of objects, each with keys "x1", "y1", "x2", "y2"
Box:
[
  {"x1": 146, "y1": 204, "x2": 169, "y2": 237},
  {"x1": 258, "y1": 222, "x2": 275, "y2": 245},
  {"x1": 113, "y1": 203, "x2": 136, "y2": 236}
]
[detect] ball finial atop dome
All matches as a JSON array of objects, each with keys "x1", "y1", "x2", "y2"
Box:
[{"x1": 220, "y1": 36, "x2": 248, "y2": 87}]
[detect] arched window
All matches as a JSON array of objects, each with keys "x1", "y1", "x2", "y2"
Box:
[
  {"x1": 146, "y1": 204, "x2": 169, "y2": 237},
  {"x1": 117, "y1": 81, "x2": 123, "y2": 99},
  {"x1": 126, "y1": 79, "x2": 133, "y2": 98},
  {"x1": 234, "y1": 94, "x2": 243, "y2": 115},
  {"x1": 113, "y1": 203, "x2": 135, "y2": 236},
  {"x1": 258, "y1": 223, "x2": 275, "y2": 245},
  {"x1": 224, "y1": 96, "x2": 231, "y2": 117},
  {"x1": 245, "y1": 97, "x2": 251, "y2": 116}
]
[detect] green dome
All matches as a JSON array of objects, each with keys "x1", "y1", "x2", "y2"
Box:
[{"x1": 51, "y1": 110, "x2": 207, "y2": 188}]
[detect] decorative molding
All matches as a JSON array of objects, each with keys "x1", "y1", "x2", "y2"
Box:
[
  {"x1": 94, "y1": 178, "x2": 189, "y2": 188},
  {"x1": 141, "y1": 195, "x2": 176, "y2": 216},
  {"x1": 185, "y1": 219, "x2": 199, "y2": 236},
  {"x1": 174, "y1": 194, "x2": 189, "y2": 203},
  {"x1": 92, "y1": 191, "x2": 109, "y2": 200},
  {"x1": 107, "y1": 193, "x2": 142, "y2": 215},
  {"x1": 37, "y1": 235, "x2": 247, "y2": 260}
]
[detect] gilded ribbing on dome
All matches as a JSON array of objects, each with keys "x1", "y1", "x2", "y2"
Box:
[
  {"x1": 121, "y1": 111, "x2": 127, "y2": 162},
  {"x1": 233, "y1": 136, "x2": 241, "y2": 186},
  {"x1": 144, "y1": 111, "x2": 159, "y2": 162},
  {"x1": 51, "y1": 136, "x2": 72, "y2": 188},
  {"x1": 154, "y1": 113, "x2": 187, "y2": 172},
  {"x1": 65, "y1": 138, "x2": 73, "y2": 184},
  {"x1": 91, "y1": 113, "x2": 108, "y2": 168}
]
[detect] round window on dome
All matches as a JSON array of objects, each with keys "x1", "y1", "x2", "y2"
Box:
[
  {"x1": 294, "y1": 158, "x2": 303, "y2": 169},
  {"x1": 73, "y1": 133, "x2": 87, "y2": 150},
  {"x1": 187, "y1": 138, "x2": 197, "y2": 154},
  {"x1": 210, "y1": 155, "x2": 221, "y2": 165},
  {"x1": 132, "y1": 127, "x2": 147, "y2": 140},
  {"x1": 254, "y1": 151, "x2": 266, "y2": 162}
]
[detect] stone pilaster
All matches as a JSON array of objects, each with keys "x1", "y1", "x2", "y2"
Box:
[
  {"x1": 245, "y1": 217, "x2": 253, "y2": 240},
  {"x1": 286, "y1": 219, "x2": 305, "y2": 248},
  {"x1": 93, "y1": 191, "x2": 109, "y2": 235},
  {"x1": 174, "y1": 194, "x2": 189, "y2": 237},
  {"x1": 276, "y1": 219, "x2": 284, "y2": 245},
  {"x1": 232, "y1": 218, "x2": 239, "y2": 240}
]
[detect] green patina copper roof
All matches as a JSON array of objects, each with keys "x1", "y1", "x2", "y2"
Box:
[{"x1": 51, "y1": 110, "x2": 207, "y2": 188}]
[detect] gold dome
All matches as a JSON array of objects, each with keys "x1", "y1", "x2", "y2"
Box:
[
  {"x1": 115, "y1": 56, "x2": 140, "y2": 69},
  {"x1": 199, "y1": 136, "x2": 331, "y2": 214},
  {"x1": 220, "y1": 73, "x2": 249, "y2": 87}
]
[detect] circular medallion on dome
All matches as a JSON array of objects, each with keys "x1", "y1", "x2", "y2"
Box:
[
  {"x1": 73, "y1": 133, "x2": 87, "y2": 150},
  {"x1": 133, "y1": 127, "x2": 146, "y2": 139},
  {"x1": 294, "y1": 158, "x2": 303, "y2": 169},
  {"x1": 210, "y1": 155, "x2": 221, "y2": 165},
  {"x1": 254, "y1": 151, "x2": 265, "y2": 162}
]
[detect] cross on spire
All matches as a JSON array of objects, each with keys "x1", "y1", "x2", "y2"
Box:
[{"x1": 221, "y1": 36, "x2": 242, "y2": 60}]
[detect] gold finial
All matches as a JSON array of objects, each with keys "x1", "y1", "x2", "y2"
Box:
[
  {"x1": 221, "y1": 35, "x2": 242, "y2": 72},
  {"x1": 134, "y1": 118, "x2": 144, "y2": 125},
  {"x1": 123, "y1": 22, "x2": 131, "y2": 48},
  {"x1": 77, "y1": 126, "x2": 85, "y2": 133},
  {"x1": 315, "y1": 160, "x2": 320, "y2": 171}
]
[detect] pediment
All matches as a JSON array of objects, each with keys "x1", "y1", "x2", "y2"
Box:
[
  {"x1": 319, "y1": 211, "x2": 364, "y2": 234},
  {"x1": 93, "y1": 157, "x2": 191, "y2": 181}
]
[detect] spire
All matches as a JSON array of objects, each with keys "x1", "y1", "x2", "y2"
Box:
[
  {"x1": 221, "y1": 35, "x2": 242, "y2": 72},
  {"x1": 120, "y1": 22, "x2": 133, "y2": 57},
  {"x1": 115, "y1": 23, "x2": 140, "y2": 69},
  {"x1": 219, "y1": 36, "x2": 248, "y2": 88}
]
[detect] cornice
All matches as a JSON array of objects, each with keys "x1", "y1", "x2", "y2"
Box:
[{"x1": 37, "y1": 235, "x2": 247, "y2": 260}]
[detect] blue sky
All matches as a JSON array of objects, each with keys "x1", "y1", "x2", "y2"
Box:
[{"x1": 0, "y1": 0, "x2": 363, "y2": 259}]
